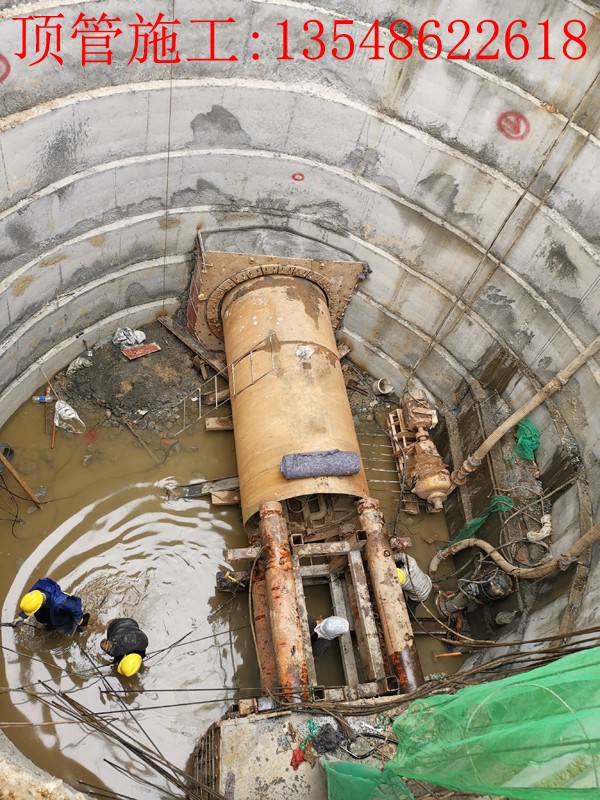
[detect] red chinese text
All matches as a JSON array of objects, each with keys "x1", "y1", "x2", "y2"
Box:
[
  {"x1": 128, "y1": 13, "x2": 181, "y2": 64},
  {"x1": 71, "y1": 12, "x2": 122, "y2": 65},
  {"x1": 13, "y1": 14, "x2": 64, "y2": 66},
  {"x1": 187, "y1": 18, "x2": 238, "y2": 61}
]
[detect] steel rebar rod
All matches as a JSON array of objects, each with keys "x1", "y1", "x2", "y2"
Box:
[{"x1": 39, "y1": 684, "x2": 228, "y2": 800}]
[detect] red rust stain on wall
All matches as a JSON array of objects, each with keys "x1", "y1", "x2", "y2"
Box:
[{"x1": 0, "y1": 55, "x2": 10, "y2": 83}]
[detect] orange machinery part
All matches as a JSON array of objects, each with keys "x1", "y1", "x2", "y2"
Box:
[{"x1": 221, "y1": 275, "x2": 369, "y2": 527}]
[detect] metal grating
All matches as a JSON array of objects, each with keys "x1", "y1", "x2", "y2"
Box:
[
  {"x1": 192, "y1": 722, "x2": 221, "y2": 800},
  {"x1": 388, "y1": 409, "x2": 421, "y2": 514}
]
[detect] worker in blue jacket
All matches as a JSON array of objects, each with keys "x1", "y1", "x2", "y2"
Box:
[{"x1": 13, "y1": 577, "x2": 89, "y2": 635}]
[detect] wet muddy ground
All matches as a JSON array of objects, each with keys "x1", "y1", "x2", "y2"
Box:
[
  {"x1": 0, "y1": 326, "x2": 460, "y2": 799},
  {"x1": 56, "y1": 320, "x2": 208, "y2": 431}
]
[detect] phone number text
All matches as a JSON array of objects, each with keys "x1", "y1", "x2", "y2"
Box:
[{"x1": 11, "y1": 15, "x2": 588, "y2": 68}]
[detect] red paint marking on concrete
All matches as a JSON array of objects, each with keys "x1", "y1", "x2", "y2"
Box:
[
  {"x1": 497, "y1": 111, "x2": 530, "y2": 141},
  {"x1": 291, "y1": 173, "x2": 305, "y2": 181},
  {"x1": 0, "y1": 55, "x2": 10, "y2": 83}
]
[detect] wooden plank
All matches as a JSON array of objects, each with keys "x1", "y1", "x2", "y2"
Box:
[
  {"x1": 122, "y1": 419, "x2": 163, "y2": 466},
  {"x1": 210, "y1": 490, "x2": 240, "y2": 505},
  {"x1": 158, "y1": 316, "x2": 226, "y2": 372},
  {"x1": 205, "y1": 416, "x2": 233, "y2": 431},
  {"x1": 192, "y1": 356, "x2": 208, "y2": 380},
  {"x1": 44, "y1": 385, "x2": 53, "y2": 436},
  {"x1": 0, "y1": 451, "x2": 44, "y2": 508},
  {"x1": 202, "y1": 387, "x2": 230, "y2": 405},
  {"x1": 179, "y1": 475, "x2": 239, "y2": 498}
]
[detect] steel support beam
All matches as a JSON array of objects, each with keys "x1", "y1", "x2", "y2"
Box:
[{"x1": 359, "y1": 497, "x2": 424, "y2": 692}]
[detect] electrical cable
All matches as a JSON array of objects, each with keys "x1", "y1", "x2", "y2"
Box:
[
  {"x1": 143, "y1": 628, "x2": 195, "y2": 662},
  {"x1": 499, "y1": 478, "x2": 576, "y2": 529},
  {"x1": 95, "y1": 697, "x2": 242, "y2": 713},
  {"x1": 144, "y1": 624, "x2": 251, "y2": 659},
  {"x1": 0, "y1": 641, "x2": 110, "y2": 683},
  {"x1": 0, "y1": 474, "x2": 25, "y2": 536}
]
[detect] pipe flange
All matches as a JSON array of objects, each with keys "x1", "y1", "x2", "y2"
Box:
[
  {"x1": 357, "y1": 497, "x2": 380, "y2": 513},
  {"x1": 205, "y1": 264, "x2": 339, "y2": 340},
  {"x1": 259, "y1": 500, "x2": 283, "y2": 519}
]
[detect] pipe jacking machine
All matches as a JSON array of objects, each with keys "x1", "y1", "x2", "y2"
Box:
[{"x1": 188, "y1": 247, "x2": 425, "y2": 700}]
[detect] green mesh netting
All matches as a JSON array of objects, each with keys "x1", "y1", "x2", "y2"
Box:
[
  {"x1": 325, "y1": 646, "x2": 600, "y2": 800},
  {"x1": 323, "y1": 760, "x2": 414, "y2": 800},
  {"x1": 449, "y1": 494, "x2": 514, "y2": 543},
  {"x1": 509, "y1": 418, "x2": 540, "y2": 460}
]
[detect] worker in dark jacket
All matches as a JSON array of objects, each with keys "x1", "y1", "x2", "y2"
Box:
[
  {"x1": 101, "y1": 618, "x2": 148, "y2": 677},
  {"x1": 13, "y1": 577, "x2": 89, "y2": 635}
]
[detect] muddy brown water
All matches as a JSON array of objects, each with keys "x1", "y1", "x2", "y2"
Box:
[{"x1": 0, "y1": 397, "x2": 461, "y2": 799}]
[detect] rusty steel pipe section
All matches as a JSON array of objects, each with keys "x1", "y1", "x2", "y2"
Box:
[
  {"x1": 258, "y1": 500, "x2": 309, "y2": 702},
  {"x1": 250, "y1": 560, "x2": 279, "y2": 693},
  {"x1": 358, "y1": 498, "x2": 424, "y2": 692}
]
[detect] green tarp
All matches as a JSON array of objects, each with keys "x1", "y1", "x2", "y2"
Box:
[{"x1": 510, "y1": 418, "x2": 540, "y2": 460}]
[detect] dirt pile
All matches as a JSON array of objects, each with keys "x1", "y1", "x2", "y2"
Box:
[{"x1": 52, "y1": 321, "x2": 210, "y2": 435}]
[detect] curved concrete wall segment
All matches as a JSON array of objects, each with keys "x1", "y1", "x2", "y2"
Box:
[
  {"x1": 0, "y1": 1, "x2": 597, "y2": 451},
  {"x1": 0, "y1": 0, "x2": 598, "y2": 685}
]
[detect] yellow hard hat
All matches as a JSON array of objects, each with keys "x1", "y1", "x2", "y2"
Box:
[
  {"x1": 397, "y1": 568, "x2": 407, "y2": 586},
  {"x1": 19, "y1": 590, "x2": 44, "y2": 616},
  {"x1": 117, "y1": 653, "x2": 143, "y2": 677}
]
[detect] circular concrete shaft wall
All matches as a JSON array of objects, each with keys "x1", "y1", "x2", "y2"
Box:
[{"x1": 0, "y1": 0, "x2": 599, "y2": 789}]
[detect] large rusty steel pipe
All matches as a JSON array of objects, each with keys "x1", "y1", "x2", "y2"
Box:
[
  {"x1": 358, "y1": 498, "x2": 424, "y2": 692},
  {"x1": 220, "y1": 275, "x2": 369, "y2": 526},
  {"x1": 258, "y1": 501, "x2": 309, "y2": 702}
]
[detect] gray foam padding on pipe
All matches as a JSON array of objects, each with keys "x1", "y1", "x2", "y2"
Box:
[{"x1": 280, "y1": 450, "x2": 361, "y2": 479}]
